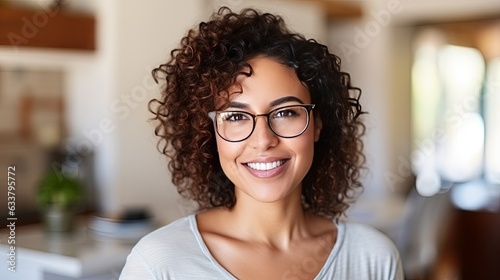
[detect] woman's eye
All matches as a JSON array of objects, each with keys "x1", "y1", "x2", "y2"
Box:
[
  {"x1": 220, "y1": 112, "x2": 248, "y2": 122},
  {"x1": 274, "y1": 108, "x2": 299, "y2": 118}
]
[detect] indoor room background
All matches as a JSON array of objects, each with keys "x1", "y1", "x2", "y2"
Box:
[{"x1": 0, "y1": 0, "x2": 499, "y2": 279}]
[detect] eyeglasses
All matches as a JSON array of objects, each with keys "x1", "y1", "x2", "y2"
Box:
[{"x1": 208, "y1": 104, "x2": 315, "y2": 142}]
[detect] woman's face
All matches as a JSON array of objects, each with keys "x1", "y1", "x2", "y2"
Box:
[{"x1": 214, "y1": 56, "x2": 321, "y2": 204}]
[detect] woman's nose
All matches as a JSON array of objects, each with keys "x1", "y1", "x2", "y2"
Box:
[{"x1": 247, "y1": 116, "x2": 279, "y2": 150}]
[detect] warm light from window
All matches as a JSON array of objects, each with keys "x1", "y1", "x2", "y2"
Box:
[
  {"x1": 438, "y1": 113, "x2": 485, "y2": 182},
  {"x1": 416, "y1": 168, "x2": 441, "y2": 197},
  {"x1": 451, "y1": 180, "x2": 491, "y2": 211},
  {"x1": 411, "y1": 41, "x2": 441, "y2": 175},
  {"x1": 435, "y1": 45, "x2": 485, "y2": 182},
  {"x1": 485, "y1": 58, "x2": 500, "y2": 184}
]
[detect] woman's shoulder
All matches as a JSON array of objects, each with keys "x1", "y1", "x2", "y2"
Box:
[
  {"x1": 132, "y1": 214, "x2": 198, "y2": 257},
  {"x1": 341, "y1": 222, "x2": 392, "y2": 240},
  {"x1": 120, "y1": 215, "x2": 228, "y2": 279},
  {"x1": 326, "y1": 221, "x2": 404, "y2": 279},
  {"x1": 339, "y1": 221, "x2": 399, "y2": 253}
]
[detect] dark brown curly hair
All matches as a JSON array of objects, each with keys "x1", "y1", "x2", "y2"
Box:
[{"x1": 150, "y1": 7, "x2": 365, "y2": 218}]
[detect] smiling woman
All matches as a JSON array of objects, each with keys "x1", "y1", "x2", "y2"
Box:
[{"x1": 120, "y1": 6, "x2": 403, "y2": 280}]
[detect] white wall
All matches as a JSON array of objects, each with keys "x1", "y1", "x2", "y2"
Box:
[
  {"x1": 108, "y1": 0, "x2": 207, "y2": 223},
  {"x1": 328, "y1": 0, "x2": 411, "y2": 199}
]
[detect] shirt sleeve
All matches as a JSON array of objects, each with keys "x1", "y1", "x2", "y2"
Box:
[
  {"x1": 336, "y1": 222, "x2": 407, "y2": 280},
  {"x1": 119, "y1": 247, "x2": 158, "y2": 280},
  {"x1": 392, "y1": 252, "x2": 405, "y2": 280}
]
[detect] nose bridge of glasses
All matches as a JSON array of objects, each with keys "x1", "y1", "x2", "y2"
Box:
[{"x1": 253, "y1": 112, "x2": 274, "y2": 132}]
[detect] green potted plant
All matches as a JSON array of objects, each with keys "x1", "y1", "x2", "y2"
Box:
[{"x1": 37, "y1": 167, "x2": 84, "y2": 232}]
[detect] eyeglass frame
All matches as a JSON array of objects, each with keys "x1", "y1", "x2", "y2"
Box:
[{"x1": 208, "y1": 104, "x2": 316, "y2": 142}]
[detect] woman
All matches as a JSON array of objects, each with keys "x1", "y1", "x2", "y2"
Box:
[{"x1": 120, "y1": 7, "x2": 403, "y2": 280}]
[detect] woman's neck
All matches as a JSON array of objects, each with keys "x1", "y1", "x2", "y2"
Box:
[{"x1": 226, "y1": 187, "x2": 311, "y2": 248}]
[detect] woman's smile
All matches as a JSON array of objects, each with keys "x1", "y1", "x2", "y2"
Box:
[
  {"x1": 243, "y1": 158, "x2": 290, "y2": 178},
  {"x1": 245, "y1": 159, "x2": 287, "y2": 171}
]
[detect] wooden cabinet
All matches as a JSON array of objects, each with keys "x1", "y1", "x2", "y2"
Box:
[
  {"x1": 0, "y1": 5, "x2": 95, "y2": 51},
  {"x1": 456, "y1": 209, "x2": 500, "y2": 280}
]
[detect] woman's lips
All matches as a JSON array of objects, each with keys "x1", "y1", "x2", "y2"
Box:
[
  {"x1": 243, "y1": 159, "x2": 289, "y2": 178},
  {"x1": 246, "y1": 160, "x2": 286, "y2": 171}
]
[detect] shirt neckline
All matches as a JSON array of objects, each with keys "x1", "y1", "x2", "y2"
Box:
[{"x1": 188, "y1": 214, "x2": 345, "y2": 280}]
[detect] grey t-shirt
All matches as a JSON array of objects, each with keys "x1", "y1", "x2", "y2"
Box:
[{"x1": 119, "y1": 214, "x2": 404, "y2": 279}]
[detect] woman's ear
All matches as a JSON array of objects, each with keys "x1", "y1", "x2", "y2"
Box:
[{"x1": 314, "y1": 115, "x2": 322, "y2": 142}]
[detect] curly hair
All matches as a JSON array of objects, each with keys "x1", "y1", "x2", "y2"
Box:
[{"x1": 150, "y1": 7, "x2": 365, "y2": 218}]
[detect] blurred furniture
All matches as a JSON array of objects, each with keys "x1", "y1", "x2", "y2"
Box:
[
  {"x1": 402, "y1": 181, "x2": 500, "y2": 280},
  {"x1": 0, "y1": 4, "x2": 95, "y2": 50},
  {"x1": 393, "y1": 189, "x2": 454, "y2": 280},
  {"x1": 0, "y1": 219, "x2": 133, "y2": 280},
  {"x1": 294, "y1": 0, "x2": 363, "y2": 19},
  {"x1": 443, "y1": 182, "x2": 500, "y2": 280},
  {"x1": 453, "y1": 208, "x2": 500, "y2": 280},
  {"x1": 0, "y1": 140, "x2": 48, "y2": 225}
]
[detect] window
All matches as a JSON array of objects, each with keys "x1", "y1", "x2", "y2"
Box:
[{"x1": 411, "y1": 24, "x2": 500, "y2": 210}]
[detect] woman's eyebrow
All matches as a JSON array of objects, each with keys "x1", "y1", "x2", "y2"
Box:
[
  {"x1": 228, "y1": 101, "x2": 249, "y2": 109},
  {"x1": 228, "y1": 96, "x2": 304, "y2": 110},
  {"x1": 269, "y1": 96, "x2": 304, "y2": 107}
]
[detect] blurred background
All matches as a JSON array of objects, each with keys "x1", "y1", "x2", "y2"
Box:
[{"x1": 0, "y1": 0, "x2": 499, "y2": 279}]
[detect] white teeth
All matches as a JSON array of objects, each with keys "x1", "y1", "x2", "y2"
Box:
[{"x1": 247, "y1": 160, "x2": 284, "y2": 171}]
